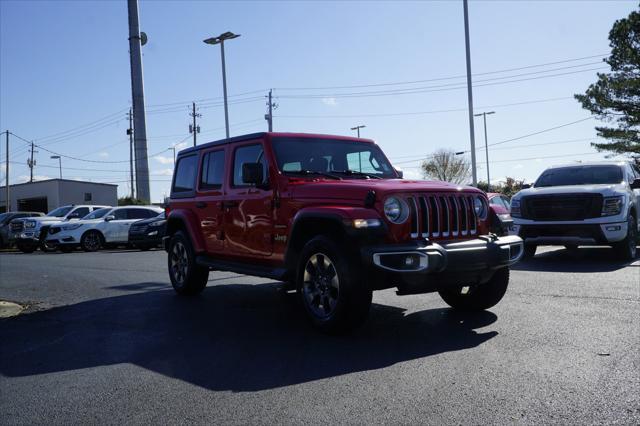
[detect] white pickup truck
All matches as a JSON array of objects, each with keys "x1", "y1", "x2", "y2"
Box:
[{"x1": 511, "y1": 161, "x2": 640, "y2": 261}]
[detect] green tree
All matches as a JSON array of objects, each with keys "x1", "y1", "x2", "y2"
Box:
[
  {"x1": 117, "y1": 196, "x2": 146, "y2": 206},
  {"x1": 575, "y1": 6, "x2": 640, "y2": 159},
  {"x1": 421, "y1": 149, "x2": 471, "y2": 184}
]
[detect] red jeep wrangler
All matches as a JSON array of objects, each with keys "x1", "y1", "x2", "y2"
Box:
[{"x1": 165, "y1": 132, "x2": 524, "y2": 332}]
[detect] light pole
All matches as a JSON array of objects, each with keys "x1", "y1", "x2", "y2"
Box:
[
  {"x1": 50, "y1": 155, "x2": 62, "y2": 179},
  {"x1": 350, "y1": 125, "x2": 366, "y2": 138},
  {"x1": 463, "y1": 0, "x2": 477, "y2": 186},
  {"x1": 474, "y1": 111, "x2": 495, "y2": 190},
  {"x1": 204, "y1": 31, "x2": 241, "y2": 139}
]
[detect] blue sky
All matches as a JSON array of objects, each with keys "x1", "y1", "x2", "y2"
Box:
[{"x1": 0, "y1": 0, "x2": 636, "y2": 202}]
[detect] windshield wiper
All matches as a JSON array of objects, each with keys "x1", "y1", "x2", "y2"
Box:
[
  {"x1": 284, "y1": 169, "x2": 342, "y2": 180},
  {"x1": 332, "y1": 170, "x2": 382, "y2": 179}
]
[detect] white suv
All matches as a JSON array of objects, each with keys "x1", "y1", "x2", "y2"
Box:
[
  {"x1": 46, "y1": 205, "x2": 163, "y2": 252},
  {"x1": 511, "y1": 161, "x2": 640, "y2": 260}
]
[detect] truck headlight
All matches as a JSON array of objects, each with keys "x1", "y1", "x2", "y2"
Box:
[
  {"x1": 511, "y1": 199, "x2": 521, "y2": 218},
  {"x1": 24, "y1": 220, "x2": 36, "y2": 229},
  {"x1": 602, "y1": 196, "x2": 624, "y2": 216},
  {"x1": 473, "y1": 196, "x2": 488, "y2": 220},
  {"x1": 384, "y1": 197, "x2": 408, "y2": 224}
]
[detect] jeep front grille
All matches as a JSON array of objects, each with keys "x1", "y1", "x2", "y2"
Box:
[{"x1": 405, "y1": 194, "x2": 477, "y2": 239}]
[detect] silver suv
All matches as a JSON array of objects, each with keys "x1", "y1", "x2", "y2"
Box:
[{"x1": 511, "y1": 161, "x2": 640, "y2": 260}]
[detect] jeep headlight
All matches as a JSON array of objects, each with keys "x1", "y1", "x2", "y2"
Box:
[
  {"x1": 384, "y1": 197, "x2": 408, "y2": 224},
  {"x1": 24, "y1": 220, "x2": 36, "y2": 229},
  {"x1": 602, "y1": 196, "x2": 624, "y2": 216},
  {"x1": 62, "y1": 223, "x2": 83, "y2": 231},
  {"x1": 473, "y1": 196, "x2": 488, "y2": 220}
]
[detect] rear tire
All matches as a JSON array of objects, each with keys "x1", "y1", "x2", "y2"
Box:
[
  {"x1": 613, "y1": 214, "x2": 637, "y2": 261},
  {"x1": 522, "y1": 244, "x2": 537, "y2": 259},
  {"x1": 40, "y1": 240, "x2": 57, "y2": 253},
  {"x1": 81, "y1": 231, "x2": 103, "y2": 252},
  {"x1": 297, "y1": 236, "x2": 372, "y2": 334},
  {"x1": 168, "y1": 231, "x2": 209, "y2": 295},
  {"x1": 438, "y1": 267, "x2": 510, "y2": 311}
]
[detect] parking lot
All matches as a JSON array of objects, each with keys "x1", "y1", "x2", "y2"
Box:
[{"x1": 0, "y1": 247, "x2": 638, "y2": 424}]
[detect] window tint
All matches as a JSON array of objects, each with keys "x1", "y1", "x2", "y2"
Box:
[
  {"x1": 72, "y1": 207, "x2": 90, "y2": 218},
  {"x1": 113, "y1": 209, "x2": 128, "y2": 220},
  {"x1": 200, "y1": 150, "x2": 225, "y2": 189},
  {"x1": 535, "y1": 166, "x2": 623, "y2": 187},
  {"x1": 172, "y1": 155, "x2": 198, "y2": 193},
  {"x1": 233, "y1": 144, "x2": 267, "y2": 187},
  {"x1": 84, "y1": 208, "x2": 110, "y2": 220},
  {"x1": 129, "y1": 209, "x2": 155, "y2": 219}
]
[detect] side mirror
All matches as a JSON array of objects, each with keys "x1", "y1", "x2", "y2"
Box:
[
  {"x1": 631, "y1": 178, "x2": 640, "y2": 190},
  {"x1": 521, "y1": 184, "x2": 532, "y2": 189},
  {"x1": 104, "y1": 215, "x2": 115, "y2": 222},
  {"x1": 242, "y1": 163, "x2": 264, "y2": 186},
  {"x1": 395, "y1": 168, "x2": 404, "y2": 179}
]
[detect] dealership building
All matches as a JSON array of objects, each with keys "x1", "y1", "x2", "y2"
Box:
[{"x1": 0, "y1": 179, "x2": 118, "y2": 213}]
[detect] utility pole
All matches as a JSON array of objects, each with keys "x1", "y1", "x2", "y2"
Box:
[
  {"x1": 126, "y1": 109, "x2": 135, "y2": 199},
  {"x1": 463, "y1": 0, "x2": 477, "y2": 186},
  {"x1": 169, "y1": 147, "x2": 176, "y2": 166},
  {"x1": 265, "y1": 89, "x2": 277, "y2": 132},
  {"x1": 350, "y1": 125, "x2": 366, "y2": 138},
  {"x1": 474, "y1": 111, "x2": 495, "y2": 190},
  {"x1": 127, "y1": 0, "x2": 151, "y2": 202},
  {"x1": 27, "y1": 141, "x2": 37, "y2": 183},
  {"x1": 4, "y1": 131, "x2": 9, "y2": 212},
  {"x1": 189, "y1": 102, "x2": 201, "y2": 147}
]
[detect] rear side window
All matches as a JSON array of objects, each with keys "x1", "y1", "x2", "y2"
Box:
[
  {"x1": 173, "y1": 155, "x2": 198, "y2": 193},
  {"x1": 200, "y1": 150, "x2": 225, "y2": 190},
  {"x1": 129, "y1": 209, "x2": 156, "y2": 219},
  {"x1": 113, "y1": 209, "x2": 128, "y2": 220},
  {"x1": 72, "y1": 207, "x2": 90, "y2": 218},
  {"x1": 233, "y1": 144, "x2": 267, "y2": 187}
]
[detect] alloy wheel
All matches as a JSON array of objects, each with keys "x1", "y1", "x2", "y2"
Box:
[
  {"x1": 302, "y1": 253, "x2": 340, "y2": 319},
  {"x1": 170, "y1": 241, "x2": 189, "y2": 285},
  {"x1": 84, "y1": 233, "x2": 101, "y2": 251}
]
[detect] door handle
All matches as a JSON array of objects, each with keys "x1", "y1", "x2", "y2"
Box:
[
  {"x1": 195, "y1": 201, "x2": 207, "y2": 209},
  {"x1": 222, "y1": 201, "x2": 239, "y2": 209}
]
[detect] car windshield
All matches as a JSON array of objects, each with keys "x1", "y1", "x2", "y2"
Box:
[
  {"x1": 271, "y1": 137, "x2": 397, "y2": 179},
  {"x1": 156, "y1": 211, "x2": 165, "y2": 219},
  {"x1": 47, "y1": 206, "x2": 73, "y2": 217},
  {"x1": 83, "y1": 208, "x2": 111, "y2": 220},
  {"x1": 535, "y1": 166, "x2": 624, "y2": 187}
]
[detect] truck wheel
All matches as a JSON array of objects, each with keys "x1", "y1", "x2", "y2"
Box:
[
  {"x1": 297, "y1": 236, "x2": 372, "y2": 334},
  {"x1": 522, "y1": 244, "x2": 537, "y2": 259},
  {"x1": 438, "y1": 267, "x2": 510, "y2": 311},
  {"x1": 17, "y1": 242, "x2": 37, "y2": 254},
  {"x1": 81, "y1": 231, "x2": 103, "y2": 252},
  {"x1": 168, "y1": 231, "x2": 209, "y2": 295},
  {"x1": 613, "y1": 214, "x2": 637, "y2": 261}
]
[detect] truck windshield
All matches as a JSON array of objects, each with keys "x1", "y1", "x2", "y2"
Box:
[
  {"x1": 271, "y1": 137, "x2": 397, "y2": 179},
  {"x1": 535, "y1": 166, "x2": 623, "y2": 187},
  {"x1": 47, "y1": 206, "x2": 73, "y2": 217}
]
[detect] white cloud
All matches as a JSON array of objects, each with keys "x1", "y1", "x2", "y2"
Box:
[
  {"x1": 175, "y1": 142, "x2": 189, "y2": 150},
  {"x1": 401, "y1": 169, "x2": 424, "y2": 180},
  {"x1": 98, "y1": 152, "x2": 109, "y2": 158},
  {"x1": 18, "y1": 175, "x2": 50, "y2": 183},
  {"x1": 153, "y1": 168, "x2": 174, "y2": 176},
  {"x1": 321, "y1": 97, "x2": 337, "y2": 106},
  {"x1": 154, "y1": 155, "x2": 174, "y2": 165}
]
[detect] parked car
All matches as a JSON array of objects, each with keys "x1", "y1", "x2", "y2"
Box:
[
  {"x1": 487, "y1": 193, "x2": 515, "y2": 236},
  {"x1": 46, "y1": 205, "x2": 164, "y2": 252},
  {"x1": 128, "y1": 211, "x2": 166, "y2": 250},
  {"x1": 11, "y1": 205, "x2": 109, "y2": 253},
  {"x1": 0, "y1": 211, "x2": 44, "y2": 249},
  {"x1": 164, "y1": 132, "x2": 524, "y2": 333},
  {"x1": 511, "y1": 161, "x2": 640, "y2": 260}
]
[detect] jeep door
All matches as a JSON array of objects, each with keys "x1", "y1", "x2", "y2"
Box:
[
  {"x1": 223, "y1": 140, "x2": 274, "y2": 257},
  {"x1": 195, "y1": 147, "x2": 227, "y2": 253}
]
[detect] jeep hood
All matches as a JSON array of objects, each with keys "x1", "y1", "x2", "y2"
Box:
[{"x1": 290, "y1": 179, "x2": 483, "y2": 201}]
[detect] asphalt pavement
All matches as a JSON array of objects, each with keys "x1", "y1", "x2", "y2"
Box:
[{"x1": 0, "y1": 247, "x2": 638, "y2": 424}]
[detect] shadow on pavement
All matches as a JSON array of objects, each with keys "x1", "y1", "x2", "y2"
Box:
[
  {"x1": 0, "y1": 283, "x2": 497, "y2": 392},
  {"x1": 513, "y1": 246, "x2": 638, "y2": 273}
]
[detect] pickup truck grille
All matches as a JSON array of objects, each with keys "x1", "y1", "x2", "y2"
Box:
[
  {"x1": 522, "y1": 194, "x2": 603, "y2": 221},
  {"x1": 405, "y1": 194, "x2": 477, "y2": 239},
  {"x1": 10, "y1": 221, "x2": 24, "y2": 232}
]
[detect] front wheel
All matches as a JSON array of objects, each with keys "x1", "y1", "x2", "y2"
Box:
[
  {"x1": 297, "y1": 236, "x2": 372, "y2": 334},
  {"x1": 81, "y1": 231, "x2": 103, "y2": 252},
  {"x1": 40, "y1": 240, "x2": 57, "y2": 253},
  {"x1": 438, "y1": 267, "x2": 510, "y2": 311},
  {"x1": 168, "y1": 231, "x2": 209, "y2": 295},
  {"x1": 522, "y1": 244, "x2": 537, "y2": 259},
  {"x1": 613, "y1": 215, "x2": 637, "y2": 261}
]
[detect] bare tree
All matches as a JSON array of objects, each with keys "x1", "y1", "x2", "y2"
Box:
[{"x1": 421, "y1": 149, "x2": 471, "y2": 184}]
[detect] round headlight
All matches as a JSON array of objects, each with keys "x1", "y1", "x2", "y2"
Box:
[
  {"x1": 474, "y1": 196, "x2": 488, "y2": 220},
  {"x1": 25, "y1": 220, "x2": 36, "y2": 229},
  {"x1": 384, "y1": 197, "x2": 408, "y2": 224}
]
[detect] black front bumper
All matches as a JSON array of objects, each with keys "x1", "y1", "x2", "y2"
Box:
[{"x1": 361, "y1": 235, "x2": 523, "y2": 294}]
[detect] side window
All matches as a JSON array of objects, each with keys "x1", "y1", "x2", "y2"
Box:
[
  {"x1": 129, "y1": 209, "x2": 153, "y2": 220},
  {"x1": 200, "y1": 150, "x2": 225, "y2": 190},
  {"x1": 233, "y1": 144, "x2": 267, "y2": 187},
  {"x1": 113, "y1": 209, "x2": 128, "y2": 220},
  {"x1": 172, "y1": 155, "x2": 198, "y2": 193},
  {"x1": 73, "y1": 207, "x2": 90, "y2": 218}
]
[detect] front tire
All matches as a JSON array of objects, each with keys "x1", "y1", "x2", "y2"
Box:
[
  {"x1": 81, "y1": 231, "x2": 103, "y2": 252},
  {"x1": 168, "y1": 231, "x2": 209, "y2": 295},
  {"x1": 522, "y1": 244, "x2": 537, "y2": 259},
  {"x1": 297, "y1": 236, "x2": 372, "y2": 334},
  {"x1": 613, "y1": 214, "x2": 637, "y2": 261},
  {"x1": 40, "y1": 240, "x2": 57, "y2": 253},
  {"x1": 17, "y1": 242, "x2": 37, "y2": 253},
  {"x1": 438, "y1": 267, "x2": 510, "y2": 311}
]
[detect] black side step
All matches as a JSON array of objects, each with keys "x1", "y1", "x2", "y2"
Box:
[{"x1": 195, "y1": 255, "x2": 287, "y2": 281}]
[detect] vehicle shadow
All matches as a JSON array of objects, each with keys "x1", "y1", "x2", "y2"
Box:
[
  {"x1": 0, "y1": 283, "x2": 498, "y2": 392},
  {"x1": 513, "y1": 246, "x2": 638, "y2": 273}
]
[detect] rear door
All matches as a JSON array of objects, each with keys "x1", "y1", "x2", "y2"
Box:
[
  {"x1": 223, "y1": 140, "x2": 274, "y2": 257},
  {"x1": 195, "y1": 147, "x2": 227, "y2": 253}
]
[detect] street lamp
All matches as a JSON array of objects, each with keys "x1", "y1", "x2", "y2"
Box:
[
  {"x1": 473, "y1": 111, "x2": 495, "y2": 190},
  {"x1": 350, "y1": 125, "x2": 366, "y2": 138},
  {"x1": 50, "y1": 155, "x2": 62, "y2": 179},
  {"x1": 204, "y1": 31, "x2": 241, "y2": 139}
]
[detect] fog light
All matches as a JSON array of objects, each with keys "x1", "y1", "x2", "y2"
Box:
[
  {"x1": 148, "y1": 230, "x2": 158, "y2": 236},
  {"x1": 605, "y1": 226, "x2": 621, "y2": 231}
]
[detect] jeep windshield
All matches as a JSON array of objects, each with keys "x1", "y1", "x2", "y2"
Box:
[
  {"x1": 272, "y1": 137, "x2": 397, "y2": 179},
  {"x1": 46, "y1": 206, "x2": 73, "y2": 217},
  {"x1": 535, "y1": 165, "x2": 623, "y2": 187}
]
